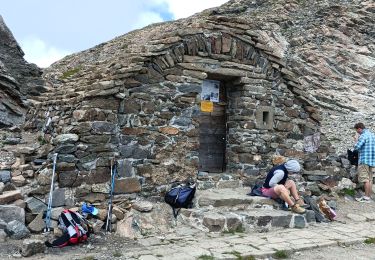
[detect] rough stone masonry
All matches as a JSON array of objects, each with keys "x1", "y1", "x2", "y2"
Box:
[
  {"x1": 0, "y1": 0, "x2": 373, "y2": 206},
  {"x1": 24, "y1": 22, "x2": 330, "y2": 197}
]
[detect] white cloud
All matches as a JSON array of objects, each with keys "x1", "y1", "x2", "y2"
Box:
[
  {"x1": 131, "y1": 11, "x2": 165, "y2": 31},
  {"x1": 161, "y1": 0, "x2": 229, "y2": 19},
  {"x1": 19, "y1": 37, "x2": 71, "y2": 68},
  {"x1": 16, "y1": 1, "x2": 229, "y2": 68}
]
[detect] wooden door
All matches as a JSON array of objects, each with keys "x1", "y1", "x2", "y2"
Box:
[{"x1": 199, "y1": 103, "x2": 226, "y2": 172}]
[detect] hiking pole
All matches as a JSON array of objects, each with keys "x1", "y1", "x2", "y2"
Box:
[
  {"x1": 44, "y1": 153, "x2": 58, "y2": 233},
  {"x1": 105, "y1": 158, "x2": 116, "y2": 232}
]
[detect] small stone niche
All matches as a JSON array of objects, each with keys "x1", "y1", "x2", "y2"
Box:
[{"x1": 256, "y1": 106, "x2": 274, "y2": 130}]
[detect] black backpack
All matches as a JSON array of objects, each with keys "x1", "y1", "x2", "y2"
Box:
[
  {"x1": 164, "y1": 183, "x2": 196, "y2": 218},
  {"x1": 347, "y1": 149, "x2": 359, "y2": 166}
]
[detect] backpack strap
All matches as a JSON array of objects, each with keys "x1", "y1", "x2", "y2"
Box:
[{"x1": 172, "y1": 207, "x2": 181, "y2": 218}]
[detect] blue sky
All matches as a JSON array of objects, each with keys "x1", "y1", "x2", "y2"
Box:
[{"x1": 0, "y1": 0, "x2": 228, "y2": 67}]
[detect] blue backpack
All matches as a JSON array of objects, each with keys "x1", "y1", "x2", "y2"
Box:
[{"x1": 164, "y1": 183, "x2": 196, "y2": 218}]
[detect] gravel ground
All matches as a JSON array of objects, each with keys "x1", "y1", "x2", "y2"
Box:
[{"x1": 0, "y1": 233, "x2": 143, "y2": 260}]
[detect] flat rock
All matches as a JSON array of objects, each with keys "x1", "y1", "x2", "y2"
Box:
[
  {"x1": 0, "y1": 190, "x2": 23, "y2": 204},
  {"x1": 21, "y1": 239, "x2": 45, "y2": 257},
  {"x1": 132, "y1": 201, "x2": 153, "y2": 212},
  {"x1": 0, "y1": 205, "x2": 25, "y2": 223}
]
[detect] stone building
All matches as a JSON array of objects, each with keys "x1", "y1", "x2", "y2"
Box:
[{"x1": 24, "y1": 1, "x2": 362, "y2": 198}]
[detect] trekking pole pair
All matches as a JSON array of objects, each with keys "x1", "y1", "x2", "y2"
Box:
[
  {"x1": 105, "y1": 158, "x2": 117, "y2": 232},
  {"x1": 44, "y1": 153, "x2": 58, "y2": 233}
]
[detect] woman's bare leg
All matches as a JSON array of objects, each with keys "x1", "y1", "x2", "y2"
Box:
[
  {"x1": 274, "y1": 184, "x2": 294, "y2": 206},
  {"x1": 285, "y1": 180, "x2": 304, "y2": 205}
]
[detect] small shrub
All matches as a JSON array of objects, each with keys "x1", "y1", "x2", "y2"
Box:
[
  {"x1": 197, "y1": 255, "x2": 214, "y2": 260},
  {"x1": 273, "y1": 250, "x2": 288, "y2": 259},
  {"x1": 364, "y1": 237, "x2": 375, "y2": 244}
]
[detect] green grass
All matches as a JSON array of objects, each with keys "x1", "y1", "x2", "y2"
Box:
[
  {"x1": 197, "y1": 255, "x2": 214, "y2": 260},
  {"x1": 342, "y1": 188, "x2": 355, "y2": 197},
  {"x1": 222, "y1": 226, "x2": 245, "y2": 235},
  {"x1": 244, "y1": 257, "x2": 255, "y2": 260},
  {"x1": 37, "y1": 135, "x2": 47, "y2": 145},
  {"x1": 273, "y1": 250, "x2": 289, "y2": 259},
  {"x1": 78, "y1": 256, "x2": 95, "y2": 260},
  {"x1": 113, "y1": 251, "x2": 122, "y2": 257},
  {"x1": 223, "y1": 251, "x2": 255, "y2": 260},
  {"x1": 364, "y1": 237, "x2": 375, "y2": 244},
  {"x1": 60, "y1": 67, "x2": 81, "y2": 79}
]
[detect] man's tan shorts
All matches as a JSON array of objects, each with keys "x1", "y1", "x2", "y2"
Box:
[{"x1": 358, "y1": 164, "x2": 374, "y2": 183}]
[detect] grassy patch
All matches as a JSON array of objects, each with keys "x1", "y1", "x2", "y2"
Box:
[
  {"x1": 236, "y1": 226, "x2": 245, "y2": 233},
  {"x1": 224, "y1": 251, "x2": 255, "y2": 260},
  {"x1": 37, "y1": 135, "x2": 47, "y2": 145},
  {"x1": 229, "y1": 251, "x2": 243, "y2": 259},
  {"x1": 342, "y1": 188, "x2": 355, "y2": 197},
  {"x1": 243, "y1": 257, "x2": 255, "y2": 260},
  {"x1": 113, "y1": 251, "x2": 122, "y2": 257},
  {"x1": 273, "y1": 250, "x2": 289, "y2": 259},
  {"x1": 364, "y1": 237, "x2": 375, "y2": 244},
  {"x1": 222, "y1": 226, "x2": 245, "y2": 235},
  {"x1": 197, "y1": 255, "x2": 214, "y2": 260},
  {"x1": 78, "y1": 256, "x2": 95, "y2": 260},
  {"x1": 60, "y1": 67, "x2": 81, "y2": 79}
]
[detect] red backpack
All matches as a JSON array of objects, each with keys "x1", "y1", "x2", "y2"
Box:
[
  {"x1": 60, "y1": 209, "x2": 88, "y2": 244},
  {"x1": 45, "y1": 209, "x2": 89, "y2": 248}
]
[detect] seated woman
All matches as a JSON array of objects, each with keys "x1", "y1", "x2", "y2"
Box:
[{"x1": 261, "y1": 159, "x2": 306, "y2": 214}]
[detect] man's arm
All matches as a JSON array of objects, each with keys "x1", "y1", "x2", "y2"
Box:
[
  {"x1": 269, "y1": 170, "x2": 285, "y2": 187},
  {"x1": 354, "y1": 134, "x2": 366, "y2": 150}
]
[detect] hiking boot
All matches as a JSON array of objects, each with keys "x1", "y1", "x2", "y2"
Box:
[
  {"x1": 291, "y1": 204, "x2": 306, "y2": 214},
  {"x1": 295, "y1": 198, "x2": 306, "y2": 207},
  {"x1": 355, "y1": 196, "x2": 372, "y2": 203}
]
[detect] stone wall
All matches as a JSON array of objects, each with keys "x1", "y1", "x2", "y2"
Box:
[{"x1": 23, "y1": 29, "x2": 336, "y2": 199}]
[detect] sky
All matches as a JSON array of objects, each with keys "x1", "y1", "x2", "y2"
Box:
[{"x1": 0, "y1": 0, "x2": 228, "y2": 68}]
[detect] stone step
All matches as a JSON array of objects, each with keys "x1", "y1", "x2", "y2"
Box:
[
  {"x1": 196, "y1": 187, "x2": 277, "y2": 208},
  {"x1": 179, "y1": 187, "x2": 316, "y2": 233},
  {"x1": 179, "y1": 207, "x2": 316, "y2": 233}
]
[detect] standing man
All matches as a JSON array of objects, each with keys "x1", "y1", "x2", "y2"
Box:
[
  {"x1": 353, "y1": 122, "x2": 375, "y2": 202},
  {"x1": 261, "y1": 159, "x2": 306, "y2": 214}
]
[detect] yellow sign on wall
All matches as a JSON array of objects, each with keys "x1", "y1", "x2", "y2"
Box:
[{"x1": 201, "y1": 100, "x2": 213, "y2": 112}]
